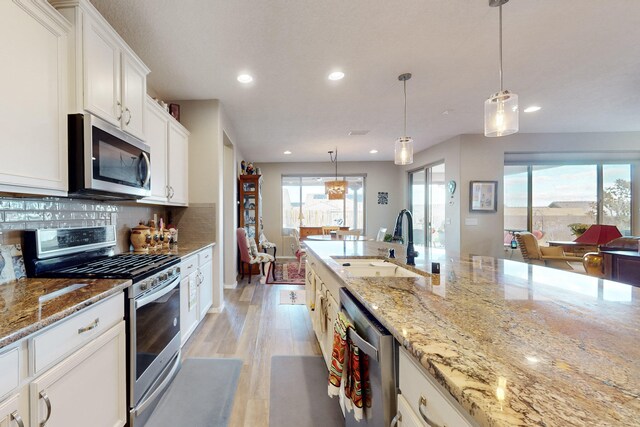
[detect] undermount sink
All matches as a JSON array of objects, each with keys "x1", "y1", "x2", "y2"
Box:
[{"x1": 332, "y1": 258, "x2": 423, "y2": 278}]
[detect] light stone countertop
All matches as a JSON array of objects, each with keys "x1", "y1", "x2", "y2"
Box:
[{"x1": 304, "y1": 240, "x2": 640, "y2": 427}]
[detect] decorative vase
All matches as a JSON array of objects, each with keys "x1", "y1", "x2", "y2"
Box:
[
  {"x1": 130, "y1": 223, "x2": 151, "y2": 253},
  {"x1": 583, "y1": 252, "x2": 604, "y2": 278}
]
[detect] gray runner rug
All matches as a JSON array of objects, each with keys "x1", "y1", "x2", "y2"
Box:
[
  {"x1": 270, "y1": 355, "x2": 344, "y2": 427},
  {"x1": 147, "y1": 358, "x2": 242, "y2": 427}
]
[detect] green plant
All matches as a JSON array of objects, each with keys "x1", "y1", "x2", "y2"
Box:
[
  {"x1": 568, "y1": 223, "x2": 589, "y2": 236},
  {"x1": 383, "y1": 233, "x2": 393, "y2": 242}
]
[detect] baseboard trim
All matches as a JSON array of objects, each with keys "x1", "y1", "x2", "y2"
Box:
[
  {"x1": 224, "y1": 281, "x2": 238, "y2": 289},
  {"x1": 208, "y1": 303, "x2": 225, "y2": 314}
]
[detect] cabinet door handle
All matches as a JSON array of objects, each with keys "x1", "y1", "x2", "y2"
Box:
[
  {"x1": 419, "y1": 395, "x2": 444, "y2": 427},
  {"x1": 77, "y1": 318, "x2": 100, "y2": 334},
  {"x1": 169, "y1": 186, "x2": 175, "y2": 199},
  {"x1": 11, "y1": 411, "x2": 25, "y2": 427},
  {"x1": 116, "y1": 101, "x2": 123, "y2": 120},
  {"x1": 39, "y1": 391, "x2": 52, "y2": 427},
  {"x1": 187, "y1": 264, "x2": 194, "y2": 269},
  {"x1": 125, "y1": 107, "x2": 132, "y2": 125},
  {"x1": 389, "y1": 411, "x2": 402, "y2": 427}
]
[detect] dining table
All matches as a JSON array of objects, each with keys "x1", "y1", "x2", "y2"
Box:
[{"x1": 305, "y1": 234, "x2": 368, "y2": 241}]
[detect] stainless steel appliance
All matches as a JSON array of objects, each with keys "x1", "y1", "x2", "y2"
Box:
[
  {"x1": 340, "y1": 288, "x2": 397, "y2": 427},
  {"x1": 68, "y1": 113, "x2": 151, "y2": 200},
  {"x1": 23, "y1": 226, "x2": 181, "y2": 427}
]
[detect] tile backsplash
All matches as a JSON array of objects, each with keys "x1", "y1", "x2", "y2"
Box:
[{"x1": 0, "y1": 196, "x2": 167, "y2": 253}]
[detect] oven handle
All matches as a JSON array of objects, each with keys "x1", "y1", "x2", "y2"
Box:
[
  {"x1": 135, "y1": 352, "x2": 181, "y2": 416},
  {"x1": 136, "y1": 276, "x2": 180, "y2": 310}
]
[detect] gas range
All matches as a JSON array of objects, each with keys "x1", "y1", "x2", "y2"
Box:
[{"x1": 23, "y1": 225, "x2": 183, "y2": 426}]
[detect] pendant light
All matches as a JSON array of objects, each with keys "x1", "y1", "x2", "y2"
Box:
[
  {"x1": 325, "y1": 149, "x2": 347, "y2": 200},
  {"x1": 484, "y1": 0, "x2": 519, "y2": 137},
  {"x1": 395, "y1": 73, "x2": 413, "y2": 165}
]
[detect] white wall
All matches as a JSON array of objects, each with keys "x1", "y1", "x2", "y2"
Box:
[
  {"x1": 401, "y1": 132, "x2": 640, "y2": 259},
  {"x1": 172, "y1": 99, "x2": 243, "y2": 308},
  {"x1": 257, "y1": 160, "x2": 403, "y2": 255},
  {"x1": 400, "y1": 136, "x2": 462, "y2": 254}
]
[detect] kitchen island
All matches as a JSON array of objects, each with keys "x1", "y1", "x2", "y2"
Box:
[{"x1": 304, "y1": 240, "x2": 639, "y2": 427}]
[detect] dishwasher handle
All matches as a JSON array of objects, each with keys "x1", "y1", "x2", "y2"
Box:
[{"x1": 347, "y1": 327, "x2": 379, "y2": 361}]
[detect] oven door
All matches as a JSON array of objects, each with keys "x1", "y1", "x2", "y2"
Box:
[{"x1": 131, "y1": 275, "x2": 181, "y2": 405}]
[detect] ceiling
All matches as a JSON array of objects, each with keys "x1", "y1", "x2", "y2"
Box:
[{"x1": 89, "y1": 0, "x2": 640, "y2": 162}]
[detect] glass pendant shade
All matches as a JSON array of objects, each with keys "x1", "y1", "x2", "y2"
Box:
[
  {"x1": 484, "y1": 90, "x2": 519, "y2": 137},
  {"x1": 325, "y1": 180, "x2": 347, "y2": 200},
  {"x1": 394, "y1": 136, "x2": 414, "y2": 165}
]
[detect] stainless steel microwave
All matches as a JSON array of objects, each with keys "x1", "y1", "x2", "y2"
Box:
[{"x1": 68, "y1": 113, "x2": 151, "y2": 200}]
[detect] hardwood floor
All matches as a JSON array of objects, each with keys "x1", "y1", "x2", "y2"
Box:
[{"x1": 181, "y1": 275, "x2": 321, "y2": 426}]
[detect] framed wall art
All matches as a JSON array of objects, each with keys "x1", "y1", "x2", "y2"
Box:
[{"x1": 469, "y1": 181, "x2": 498, "y2": 212}]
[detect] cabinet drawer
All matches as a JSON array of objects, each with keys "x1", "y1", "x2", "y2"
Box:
[
  {"x1": 181, "y1": 254, "x2": 198, "y2": 277},
  {"x1": 399, "y1": 347, "x2": 474, "y2": 427},
  {"x1": 0, "y1": 347, "x2": 19, "y2": 399},
  {"x1": 397, "y1": 393, "x2": 423, "y2": 427},
  {"x1": 32, "y1": 293, "x2": 124, "y2": 375},
  {"x1": 198, "y1": 247, "x2": 212, "y2": 266}
]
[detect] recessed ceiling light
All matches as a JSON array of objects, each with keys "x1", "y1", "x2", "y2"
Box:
[
  {"x1": 369, "y1": 149, "x2": 378, "y2": 154},
  {"x1": 524, "y1": 106, "x2": 541, "y2": 113},
  {"x1": 348, "y1": 130, "x2": 369, "y2": 136},
  {"x1": 328, "y1": 71, "x2": 345, "y2": 81},
  {"x1": 237, "y1": 74, "x2": 253, "y2": 83},
  {"x1": 283, "y1": 150, "x2": 292, "y2": 155}
]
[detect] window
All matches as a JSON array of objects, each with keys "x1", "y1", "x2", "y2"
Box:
[
  {"x1": 504, "y1": 163, "x2": 633, "y2": 243},
  {"x1": 409, "y1": 163, "x2": 445, "y2": 248},
  {"x1": 282, "y1": 175, "x2": 365, "y2": 233}
]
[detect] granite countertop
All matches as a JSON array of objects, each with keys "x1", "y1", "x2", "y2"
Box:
[
  {"x1": 0, "y1": 277, "x2": 131, "y2": 349},
  {"x1": 305, "y1": 240, "x2": 640, "y2": 427}
]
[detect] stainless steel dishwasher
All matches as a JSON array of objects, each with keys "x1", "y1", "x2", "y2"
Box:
[{"x1": 340, "y1": 288, "x2": 397, "y2": 427}]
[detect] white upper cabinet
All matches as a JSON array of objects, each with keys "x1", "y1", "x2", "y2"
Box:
[
  {"x1": 83, "y1": 14, "x2": 121, "y2": 127},
  {"x1": 52, "y1": 0, "x2": 149, "y2": 141},
  {"x1": 121, "y1": 55, "x2": 147, "y2": 140},
  {"x1": 144, "y1": 97, "x2": 169, "y2": 203},
  {"x1": 0, "y1": 0, "x2": 70, "y2": 196},
  {"x1": 167, "y1": 123, "x2": 189, "y2": 206},
  {"x1": 142, "y1": 96, "x2": 189, "y2": 206}
]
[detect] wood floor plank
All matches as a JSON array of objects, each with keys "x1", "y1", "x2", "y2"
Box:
[{"x1": 181, "y1": 275, "x2": 320, "y2": 426}]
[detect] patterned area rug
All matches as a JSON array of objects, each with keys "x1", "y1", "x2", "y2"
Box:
[{"x1": 266, "y1": 261, "x2": 306, "y2": 285}]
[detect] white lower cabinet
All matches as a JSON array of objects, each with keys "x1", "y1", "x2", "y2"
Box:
[
  {"x1": 0, "y1": 394, "x2": 24, "y2": 427},
  {"x1": 198, "y1": 259, "x2": 213, "y2": 320},
  {"x1": 397, "y1": 347, "x2": 475, "y2": 427},
  {"x1": 324, "y1": 290, "x2": 339, "y2": 369},
  {"x1": 180, "y1": 247, "x2": 214, "y2": 346},
  {"x1": 306, "y1": 252, "x2": 342, "y2": 370},
  {"x1": 180, "y1": 272, "x2": 199, "y2": 346},
  {"x1": 30, "y1": 321, "x2": 126, "y2": 427},
  {"x1": 396, "y1": 393, "x2": 423, "y2": 427}
]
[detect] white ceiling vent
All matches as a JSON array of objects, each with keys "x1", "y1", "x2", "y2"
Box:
[{"x1": 348, "y1": 130, "x2": 370, "y2": 136}]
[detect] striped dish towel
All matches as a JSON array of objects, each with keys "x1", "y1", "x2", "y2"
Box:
[{"x1": 327, "y1": 311, "x2": 369, "y2": 421}]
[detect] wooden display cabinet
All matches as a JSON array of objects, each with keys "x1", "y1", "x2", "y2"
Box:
[{"x1": 239, "y1": 175, "x2": 263, "y2": 248}]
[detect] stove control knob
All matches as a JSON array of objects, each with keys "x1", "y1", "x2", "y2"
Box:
[
  {"x1": 140, "y1": 281, "x2": 149, "y2": 291},
  {"x1": 176, "y1": 266, "x2": 181, "y2": 274},
  {"x1": 160, "y1": 273, "x2": 168, "y2": 282}
]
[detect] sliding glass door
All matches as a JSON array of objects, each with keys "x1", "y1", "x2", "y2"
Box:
[{"x1": 409, "y1": 163, "x2": 445, "y2": 248}]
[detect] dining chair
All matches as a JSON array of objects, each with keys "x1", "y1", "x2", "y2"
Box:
[
  {"x1": 291, "y1": 228, "x2": 307, "y2": 273},
  {"x1": 375, "y1": 227, "x2": 387, "y2": 241},
  {"x1": 237, "y1": 228, "x2": 275, "y2": 282},
  {"x1": 321, "y1": 226, "x2": 340, "y2": 235},
  {"x1": 259, "y1": 232, "x2": 277, "y2": 261},
  {"x1": 514, "y1": 232, "x2": 584, "y2": 271}
]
